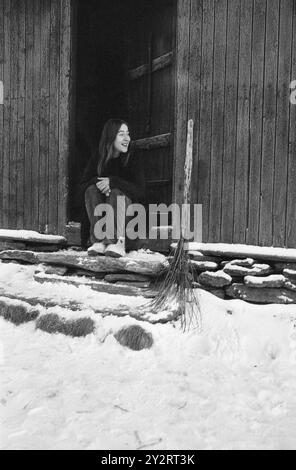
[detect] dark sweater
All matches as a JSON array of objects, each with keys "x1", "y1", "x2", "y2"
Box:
[{"x1": 79, "y1": 149, "x2": 146, "y2": 247}]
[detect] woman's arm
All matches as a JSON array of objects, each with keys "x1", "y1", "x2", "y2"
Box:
[{"x1": 109, "y1": 154, "x2": 146, "y2": 203}]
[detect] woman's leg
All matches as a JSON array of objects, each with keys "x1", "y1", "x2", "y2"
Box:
[
  {"x1": 107, "y1": 188, "x2": 132, "y2": 241},
  {"x1": 84, "y1": 184, "x2": 106, "y2": 245}
]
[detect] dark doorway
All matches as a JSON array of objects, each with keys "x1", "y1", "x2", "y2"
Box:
[
  {"x1": 70, "y1": 0, "x2": 176, "y2": 229},
  {"x1": 69, "y1": 0, "x2": 129, "y2": 221}
]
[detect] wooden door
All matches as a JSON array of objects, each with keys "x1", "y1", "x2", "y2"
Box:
[{"x1": 126, "y1": 0, "x2": 176, "y2": 221}]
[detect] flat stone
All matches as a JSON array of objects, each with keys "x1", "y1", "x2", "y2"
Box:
[
  {"x1": 223, "y1": 263, "x2": 272, "y2": 277},
  {"x1": 244, "y1": 274, "x2": 286, "y2": 288},
  {"x1": 34, "y1": 272, "x2": 156, "y2": 298},
  {"x1": 284, "y1": 279, "x2": 296, "y2": 292},
  {"x1": 43, "y1": 266, "x2": 68, "y2": 276},
  {"x1": 226, "y1": 283, "x2": 296, "y2": 304},
  {"x1": 0, "y1": 229, "x2": 66, "y2": 245},
  {"x1": 224, "y1": 258, "x2": 255, "y2": 267},
  {"x1": 188, "y1": 250, "x2": 221, "y2": 263},
  {"x1": 0, "y1": 250, "x2": 38, "y2": 264},
  {"x1": 198, "y1": 270, "x2": 232, "y2": 288},
  {"x1": 0, "y1": 241, "x2": 26, "y2": 251},
  {"x1": 115, "y1": 281, "x2": 151, "y2": 288},
  {"x1": 104, "y1": 273, "x2": 151, "y2": 283},
  {"x1": 190, "y1": 260, "x2": 219, "y2": 272},
  {"x1": 26, "y1": 244, "x2": 61, "y2": 252},
  {"x1": 0, "y1": 249, "x2": 167, "y2": 276},
  {"x1": 171, "y1": 242, "x2": 296, "y2": 263},
  {"x1": 283, "y1": 268, "x2": 296, "y2": 280}
]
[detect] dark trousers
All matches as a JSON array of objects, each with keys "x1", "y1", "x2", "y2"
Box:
[{"x1": 84, "y1": 185, "x2": 132, "y2": 245}]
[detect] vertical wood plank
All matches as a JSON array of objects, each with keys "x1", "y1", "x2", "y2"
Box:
[
  {"x1": 24, "y1": 0, "x2": 34, "y2": 230},
  {"x1": 9, "y1": 0, "x2": 19, "y2": 229},
  {"x1": 221, "y1": 0, "x2": 240, "y2": 243},
  {"x1": 58, "y1": 0, "x2": 72, "y2": 234},
  {"x1": 209, "y1": 0, "x2": 227, "y2": 242},
  {"x1": 173, "y1": 0, "x2": 190, "y2": 206},
  {"x1": 0, "y1": 0, "x2": 4, "y2": 227},
  {"x1": 273, "y1": 0, "x2": 293, "y2": 246},
  {"x1": 259, "y1": 0, "x2": 280, "y2": 246},
  {"x1": 198, "y1": 0, "x2": 215, "y2": 242},
  {"x1": 247, "y1": 0, "x2": 266, "y2": 245},
  {"x1": 2, "y1": 0, "x2": 10, "y2": 227},
  {"x1": 48, "y1": 0, "x2": 60, "y2": 234},
  {"x1": 286, "y1": 0, "x2": 296, "y2": 247},
  {"x1": 39, "y1": 0, "x2": 50, "y2": 232},
  {"x1": 32, "y1": 0, "x2": 41, "y2": 231},
  {"x1": 16, "y1": 0, "x2": 26, "y2": 229},
  {"x1": 233, "y1": 0, "x2": 253, "y2": 243},
  {"x1": 188, "y1": 0, "x2": 202, "y2": 208}
]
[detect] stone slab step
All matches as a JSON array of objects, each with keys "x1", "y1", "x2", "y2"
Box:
[
  {"x1": 0, "y1": 229, "x2": 66, "y2": 245},
  {"x1": 171, "y1": 242, "x2": 296, "y2": 263},
  {"x1": 34, "y1": 272, "x2": 156, "y2": 298},
  {"x1": 226, "y1": 283, "x2": 296, "y2": 304},
  {"x1": 0, "y1": 249, "x2": 168, "y2": 276}
]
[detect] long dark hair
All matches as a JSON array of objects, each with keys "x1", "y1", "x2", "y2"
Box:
[{"x1": 96, "y1": 118, "x2": 132, "y2": 176}]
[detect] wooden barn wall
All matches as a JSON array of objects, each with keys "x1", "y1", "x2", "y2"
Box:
[
  {"x1": 174, "y1": 0, "x2": 296, "y2": 247},
  {"x1": 0, "y1": 0, "x2": 74, "y2": 235}
]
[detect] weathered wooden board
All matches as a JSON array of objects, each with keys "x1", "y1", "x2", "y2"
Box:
[
  {"x1": 196, "y1": 0, "x2": 215, "y2": 242},
  {"x1": 220, "y1": 0, "x2": 240, "y2": 243},
  {"x1": 247, "y1": 0, "x2": 266, "y2": 245},
  {"x1": 259, "y1": 0, "x2": 280, "y2": 246},
  {"x1": 209, "y1": 0, "x2": 227, "y2": 242},
  {"x1": 286, "y1": 1, "x2": 296, "y2": 248},
  {"x1": 0, "y1": 0, "x2": 4, "y2": 229},
  {"x1": 233, "y1": 0, "x2": 252, "y2": 243}
]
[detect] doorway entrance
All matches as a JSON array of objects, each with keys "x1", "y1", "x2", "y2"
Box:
[{"x1": 70, "y1": 0, "x2": 176, "y2": 231}]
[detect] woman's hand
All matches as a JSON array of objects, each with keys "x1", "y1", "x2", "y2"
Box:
[{"x1": 96, "y1": 177, "x2": 110, "y2": 195}]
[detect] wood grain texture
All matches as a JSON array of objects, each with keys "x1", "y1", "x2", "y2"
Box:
[
  {"x1": 173, "y1": 0, "x2": 190, "y2": 206},
  {"x1": 273, "y1": 0, "x2": 293, "y2": 246},
  {"x1": 286, "y1": 0, "x2": 296, "y2": 247},
  {"x1": 233, "y1": 0, "x2": 253, "y2": 244},
  {"x1": 209, "y1": 0, "x2": 227, "y2": 242},
  {"x1": 247, "y1": 0, "x2": 266, "y2": 245},
  {"x1": 198, "y1": 0, "x2": 215, "y2": 241},
  {"x1": 24, "y1": 0, "x2": 34, "y2": 230},
  {"x1": 0, "y1": 0, "x2": 4, "y2": 227},
  {"x1": 259, "y1": 0, "x2": 280, "y2": 246},
  {"x1": 58, "y1": 0, "x2": 72, "y2": 235}
]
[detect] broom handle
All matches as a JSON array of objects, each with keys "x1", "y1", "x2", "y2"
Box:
[{"x1": 181, "y1": 119, "x2": 194, "y2": 238}]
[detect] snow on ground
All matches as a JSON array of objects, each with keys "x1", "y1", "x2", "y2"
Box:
[{"x1": 1, "y1": 261, "x2": 296, "y2": 450}]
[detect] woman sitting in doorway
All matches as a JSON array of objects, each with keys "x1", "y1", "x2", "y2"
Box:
[{"x1": 80, "y1": 118, "x2": 145, "y2": 258}]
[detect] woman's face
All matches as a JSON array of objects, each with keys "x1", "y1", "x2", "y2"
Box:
[{"x1": 113, "y1": 124, "x2": 131, "y2": 155}]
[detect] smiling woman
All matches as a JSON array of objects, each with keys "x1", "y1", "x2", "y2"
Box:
[{"x1": 79, "y1": 118, "x2": 146, "y2": 257}]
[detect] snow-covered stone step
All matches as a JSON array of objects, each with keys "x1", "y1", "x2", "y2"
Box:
[
  {"x1": 0, "y1": 229, "x2": 66, "y2": 245},
  {"x1": 171, "y1": 242, "x2": 296, "y2": 263},
  {"x1": 226, "y1": 283, "x2": 296, "y2": 304},
  {"x1": 34, "y1": 272, "x2": 156, "y2": 298},
  {"x1": 0, "y1": 249, "x2": 168, "y2": 276}
]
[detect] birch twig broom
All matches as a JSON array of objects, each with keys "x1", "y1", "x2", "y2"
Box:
[{"x1": 146, "y1": 119, "x2": 201, "y2": 330}]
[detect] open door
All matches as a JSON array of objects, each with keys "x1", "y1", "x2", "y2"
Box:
[
  {"x1": 71, "y1": 0, "x2": 176, "y2": 244},
  {"x1": 126, "y1": 0, "x2": 176, "y2": 222}
]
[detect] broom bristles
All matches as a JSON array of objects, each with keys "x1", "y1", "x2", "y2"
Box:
[{"x1": 145, "y1": 236, "x2": 202, "y2": 331}]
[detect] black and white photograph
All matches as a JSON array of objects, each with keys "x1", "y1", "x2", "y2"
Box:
[{"x1": 0, "y1": 0, "x2": 296, "y2": 452}]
